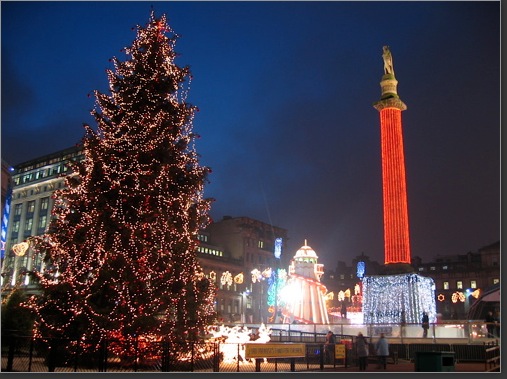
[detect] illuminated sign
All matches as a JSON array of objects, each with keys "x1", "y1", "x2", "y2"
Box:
[
  {"x1": 245, "y1": 343, "x2": 305, "y2": 359},
  {"x1": 335, "y1": 344, "x2": 346, "y2": 359}
]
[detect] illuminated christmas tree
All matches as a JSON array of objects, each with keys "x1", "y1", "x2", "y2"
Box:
[{"x1": 24, "y1": 12, "x2": 216, "y2": 360}]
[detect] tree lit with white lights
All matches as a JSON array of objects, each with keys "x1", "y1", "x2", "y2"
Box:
[{"x1": 23, "y1": 12, "x2": 216, "y2": 360}]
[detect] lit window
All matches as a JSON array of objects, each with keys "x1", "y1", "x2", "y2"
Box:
[
  {"x1": 24, "y1": 218, "x2": 33, "y2": 232},
  {"x1": 258, "y1": 240, "x2": 264, "y2": 249},
  {"x1": 418, "y1": 267, "x2": 424, "y2": 272},
  {"x1": 493, "y1": 278, "x2": 499, "y2": 284},
  {"x1": 443, "y1": 282, "x2": 449, "y2": 290},
  {"x1": 27, "y1": 201, "x2": 35, "y2": 213},
  {"x1": 430, "y1": 266, "x2": 436, "y2": 271},
  {"x1": 40, "y1": 197, "x2": 49, "y2": 211},
  {"x1": 38, "y1": 215, "x2": 47, "y2": 229},
  {"x1": 457, "y1": 281, "x2": 463, "y2": 289},
  {"x1": 442, "y1": 265, "x2": 448, "y2": 270},
  {"x1": 470, "y1": 280, "x2": 477, "y2": 289},
  {"x1": 14, "y1": 204, "x2": 22, "y2": 216}
]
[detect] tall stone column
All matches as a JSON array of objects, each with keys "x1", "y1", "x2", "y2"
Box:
[{"x1": 373, "y1": 46, "x2": 411, "y2": 267}]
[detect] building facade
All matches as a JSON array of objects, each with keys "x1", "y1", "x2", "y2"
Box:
[
  {"x1": 0, "y1": 148, "x2": 288, "y2": 325},
  {"x1": 411, "y1": 241, "x2": 500, "y2": 320},
  {"x1": 0, "y1": 146, "x2": 83, "y2": 291},
  {"x1": 322, "y1": 242, "x2": 500, "y2": 321},
  {"x1": 1, "y1": 147, "x2": 499, "y2": 324}
]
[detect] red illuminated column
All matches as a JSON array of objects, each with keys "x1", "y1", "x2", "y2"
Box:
[{"x1": 373, "y1": 48, "x2": 411, "y2": 265}]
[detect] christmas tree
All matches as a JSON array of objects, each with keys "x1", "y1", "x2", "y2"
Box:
[{"x1": 24, "y1": 11, "x2": 216, "y2": 361}]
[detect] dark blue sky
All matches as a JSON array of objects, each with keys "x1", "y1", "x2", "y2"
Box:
[{"x1": 1, "y1": 1, "x2": 500, "y2": 268}]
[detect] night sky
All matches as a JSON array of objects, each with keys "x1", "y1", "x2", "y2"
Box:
[{"x1": 1, "y1": 1, "x2": 500, "y2": 269}]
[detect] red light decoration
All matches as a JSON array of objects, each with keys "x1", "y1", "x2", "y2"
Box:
[{"x1": 378, "y1": 107, "x2": 411, "y2": 264}]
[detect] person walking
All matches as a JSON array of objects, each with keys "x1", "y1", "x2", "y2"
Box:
[
  {"x1": 421, "y1": 312, "x2": 430, "y2": 338},
  {"x1": 324, "y1": 330, "x2": 336, "y2": 364},
  {"x1": 356, "y1": 332, "x2": 369, "y2": 371},
  {"x1": 375, "y1": 333, "x2": 389, "y2": 370}
]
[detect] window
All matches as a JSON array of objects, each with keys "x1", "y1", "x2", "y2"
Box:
[
  {"x1": 25, "y1": 218, "x2": 33, "y2": 232},
  {"x1": 443, "y1": 281, "x2": 449, "y2": 290},
  {"x1": 23, "y1": 173, "x2": 32, "y2": 183},
  {"x1": 493, "y1": 278, "x2": 499, "y2": 284},
  {"x1": 430, "y1": 266, "x2": 436, "y2": 271},
  {"x1": 456, "y1": 281, "x2": 463, "y2": 289},
  {"x1": 40, "y1": 197, "x2": 50, "y2": 211},
  {"x1": 27, "y1": 201, "x2": 35, "y2": 213},
  {"x1": 14, "y1": 204, "x2": 22, "y2": 216},
  {"x1": 38, "y1": 215, "x2": 47, "y2": 229},
  {"x1": 442, "y1": 265, "x2": 448, "y2": 270},
  {"x1": 470, "y1": 280, "x2": 477, "y2": 289},
  {"x1": 258, "y1": 240, "x2": 264, "y2": 249}
]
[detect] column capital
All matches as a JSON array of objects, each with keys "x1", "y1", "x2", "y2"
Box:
[{"x1": 373, "y1": 97, "x2": 407, "y2": 111}]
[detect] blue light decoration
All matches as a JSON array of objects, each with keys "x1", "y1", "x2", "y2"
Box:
[
  {"x1": 362, "y1": 273, "x2": 436, "y2": 324},
  {"x1": 0, "y1": 186, "x2": 12, "y2": 259},
  {"x1": 356, "y1": 261, "x2": 365, "y2": 278},
  {"x1": 267, "y1": 268, "x2": 287, "y2": 307},
  {"x1": 274, "y1": 237, "x2": 282, "y2": 259}
]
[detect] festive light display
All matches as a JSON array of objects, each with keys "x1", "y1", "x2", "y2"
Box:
[
  {"x1": 266, "y1": 268, "x2": 287, "y2": 307},
  {"x1": 451, "y1": 291, "x2": 466, "y2": 303},
  {"x1": 22, "y1": 12, "x2": 216, "y2": 360},
  {"x1": 356, "y1": 261, "x2": 365, "y2": 278},
  {"x1": 0, "y1": 185, "x2": 12, "y2": 260},
  {"x1": 12, "y1": 242, "x2": 29, "y2": 257},
  {"x1": 362, "y1": 47, "x2": 436, "y2": 326},
  {"x1": 207, "y1": 323, "x2": 271, "y2": 364},
  {"x1": 280, "y1": 242, "x2": 329, "y2": 324},
  {"x1": 362, "y1": 273, "x2": 436, "y2": 324}
]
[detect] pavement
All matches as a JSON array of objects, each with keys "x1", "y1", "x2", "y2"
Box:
[{"x1": 320, "y1": 359, "x2": 493, "y2": 373}]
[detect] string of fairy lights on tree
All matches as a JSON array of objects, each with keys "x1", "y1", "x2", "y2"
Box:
[{"x1": 23, "y1": 11, "x2": 216, "y2": 360}]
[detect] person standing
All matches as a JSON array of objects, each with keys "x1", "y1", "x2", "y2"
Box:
[
  {"x1": 356, "y1": 332, "x2": 369, "y2": 371},
  {"x1": 375, "y1": 333, "x2": 389, "y2": 369},
  {"x1": 400, "y1": 310, "x2": 406, "y2": 337},
  {"x1": 341, "y1": 302, "x2": 347, "y2": 319},
  {"x1": 324, "y1": 330, "x2": 336, "y2": 364},
  {"x1": 421, "y1": 312, "x2": 430, "y2": 338},
  {"x1": 485, "y1": 311, "x2": 496, "y2": 338}
]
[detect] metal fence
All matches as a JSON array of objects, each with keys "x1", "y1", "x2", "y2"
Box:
[{"x1": 1, "y1": 332, "x2": 497, "y2": 372}]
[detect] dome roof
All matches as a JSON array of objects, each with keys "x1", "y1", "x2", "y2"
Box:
[{"x1": 294, "y1": 240, "x2": 318, "y2": 259}]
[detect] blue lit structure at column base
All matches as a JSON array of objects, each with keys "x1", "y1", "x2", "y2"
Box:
[{"x1": 362, "y1": 273, "x2": 436, "y2": 324}]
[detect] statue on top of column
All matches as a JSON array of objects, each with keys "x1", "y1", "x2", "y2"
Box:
[{"x1": 382, "y1": 45, "x2": 394, "y2": 76}]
